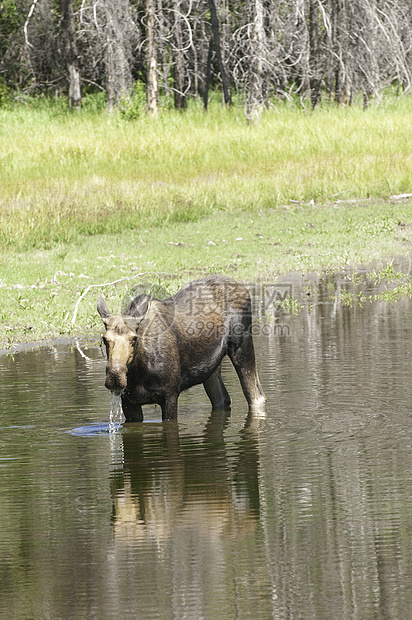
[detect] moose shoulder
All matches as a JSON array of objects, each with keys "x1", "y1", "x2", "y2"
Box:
[{"x1": 97, "y1": 275, "x2": 266, "y2": 421}]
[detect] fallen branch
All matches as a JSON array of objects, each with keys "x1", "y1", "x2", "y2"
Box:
[
  {"x1": 390, "y1": 193, "x2": 412, "y2": 201},
  {"x1": 71, "y1": 272, "x2": 160, "y2": 326}
]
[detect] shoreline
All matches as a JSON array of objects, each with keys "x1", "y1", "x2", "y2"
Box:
[
  {"x1": 3, "y1": 252, "x2": 412, "y2": 354},
  {"x1": 2, "y1": 196, "x2": 412, "y2": 349}
]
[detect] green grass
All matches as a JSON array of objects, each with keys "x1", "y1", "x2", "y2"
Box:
[
  {"x1": 2, "y1": 95, "x2": 412, "y2": 347},
  {"x1": 2, "y1": 198, "x2": 412, "y2": 347},
  {"x1": 1, "y1": 95, "x2": 412, "y2": 249}
]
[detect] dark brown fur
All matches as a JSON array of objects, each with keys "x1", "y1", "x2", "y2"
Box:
[{"x1": 98, "y1": 275, "x2": 266, "y2": 421}]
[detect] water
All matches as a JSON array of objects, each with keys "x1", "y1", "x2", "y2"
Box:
[
  {"x1": 2, "y1": 270, "x2": 412, "y2": 619},
  {"x1": 109, "y1": 392, "x2": 123, "y2": 434}
]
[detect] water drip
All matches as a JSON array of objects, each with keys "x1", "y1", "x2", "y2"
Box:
[{"x1": 109, "y1": 392, "x2": 123, "y2": 433}]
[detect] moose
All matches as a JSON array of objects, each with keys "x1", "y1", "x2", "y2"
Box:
[{"x1": 97, "y1": 275, "x2": 266, "y2": 421}]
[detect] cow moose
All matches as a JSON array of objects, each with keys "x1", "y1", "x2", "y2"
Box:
[{"x1": 97, "y1": 275, "x2": 266, "y2": 421}]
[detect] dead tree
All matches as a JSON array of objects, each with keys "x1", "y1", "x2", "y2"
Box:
[
  {"x1": 245, "y1": 0, "x2": 267, "y2": 122},
  {"x1": 308, "y1": 0, "x2": 322, "y2": 108},
  {"x1": 208, "y1": 0, "x2": 231, "y2": 107},
  {"x1": 157, "y1": 0, "x2": 172, "y2": 100},
  {"x1": 332, "y1": 0, "x2": 351, "y2": 104},
  {"x1": 60, "y1": 0, "x2": 81, "y2": 107},
  {"x1": 103, "y1": 1, "x2": 134, "y2": 109},
  {"x1": 77, "y1": 0, "x2": 136, "y2": 110},
  {"x1": 145, "y1": 0, "x2": 159, "y2": 114},
  {"x1": 203, "y1": 36, "x2": 213, "y2": 110},
  {"x1": 172, "y1": 0, "x2": 187, "y2": 109},
  {"x1": 5, "y1": 0, "x2": 412, "y2": 114}
]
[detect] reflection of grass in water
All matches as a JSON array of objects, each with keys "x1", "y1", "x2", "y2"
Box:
[
  {"x1": 376, "y1": 282, "x2": 412, "y2": 303},
  {"x1": 340, "y1": 290, "x2": 372, "y2": 308},
  {"x1": 273, "y1": 297, "x2": 304, "y2": 315},
  {"x1": 340, "y1": 266, "x2": 412, "y2": 308},
  {"x1": 368, "y1": 262, "x2": 407, "y2": 284}
]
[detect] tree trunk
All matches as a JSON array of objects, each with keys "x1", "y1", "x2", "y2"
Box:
[
  {"x1": 208, "y1": 0, "x2": 231, "y2": 107},
  {"x1": 146, "y1": 0, "x2": 158, "y2": 115},
  {"x1": 363, "y1": 0, "x2": 379, "y2": 107},
  {"x1": 157, "y1": 0, "x2": 172, "y2": 99},
  {"x1": 203, "y1": 37, "x2": 213, "y2": 110},
  {"x1": 173, "y1": 0, "x2": 187, "y2": 110},
  {"x1": 246, "y1": 0, "x2": 266, "y2": 123},
  {"x1": 100, "y1": 1, "x2": 134, "y2": 110},
  {"x1": 308, "y1": 0, "x2": 321, "y2": 108},
  {"x1": 60, "y1": 0, "x2": 81, "y2": 107},
  {"x1": 333, "y1": 0, "x2": 350, "y2": 104},
  {"x1": 263, "y1": 0, "x2": 276, "y2": 101}
]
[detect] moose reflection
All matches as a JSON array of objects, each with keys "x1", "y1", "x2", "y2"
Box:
[
  {"x1": 98, "y1": 276, "x2": 266, "y2": 421},
  {"x1": 109, "y1": 411, "x2": 262, "y2": 546}
]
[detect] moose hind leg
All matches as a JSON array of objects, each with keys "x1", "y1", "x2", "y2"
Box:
[
  {"x1": 228, "y1": 336, "x2": 266, "y2": 413},
  {"x1": 203, "y1": 366, "x2": 231, "y2": 409}
]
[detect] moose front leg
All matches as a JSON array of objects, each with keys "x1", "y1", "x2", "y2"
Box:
[
  {"x1": 121, "y1": 395, "x2": 143, "y2": 422},
  {"x1": 161, "y1": 393, "x2": 179, "y2": 421}
]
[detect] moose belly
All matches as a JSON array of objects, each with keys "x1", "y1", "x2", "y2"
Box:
[{"x1": 179, "y1": 346, "x2": 225, "y2": 392}]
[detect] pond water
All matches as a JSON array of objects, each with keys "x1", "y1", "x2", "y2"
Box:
[{"x1": 2, "y1": 270, "x2": 412, "y2": 619}]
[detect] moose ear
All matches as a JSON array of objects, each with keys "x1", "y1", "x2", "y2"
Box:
[
  {"x1": 97, "y1": 295, "x2": 111, "y2": 322},
  {"x1": 124, "y1": 293, "x2": 152, "y2": 318}
]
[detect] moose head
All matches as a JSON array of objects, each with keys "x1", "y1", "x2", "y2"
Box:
[{"x1": 97, "y1": 294, "x2": 150, "y2": 393}]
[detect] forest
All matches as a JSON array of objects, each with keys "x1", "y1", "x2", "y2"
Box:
[{"x1": 1, "y1": 0, "x2": 412, "y2": 120}]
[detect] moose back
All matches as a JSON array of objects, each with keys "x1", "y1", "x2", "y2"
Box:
[{"x1": 98, "y1": 275, "x2": 265, "y2": 421}]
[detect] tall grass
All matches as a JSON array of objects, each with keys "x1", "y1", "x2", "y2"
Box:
[{"x1": 1, "y1": 94, "x2": 412, "y2": 249}]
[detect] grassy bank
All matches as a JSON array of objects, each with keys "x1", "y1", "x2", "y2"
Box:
[
  {"x1": 1, "y1": 197, "x2": 412, "y2": 348},
  {"x1": 1, "y1": 96, "x2": 412, "y2": 249},
  {"x1": 1, "y1": 96, "x2": 412, "y2": 346}
]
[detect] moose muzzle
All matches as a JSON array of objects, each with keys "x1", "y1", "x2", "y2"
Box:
[{"x1": 105, "y1": 362, "x2": 127, "y2": 393}]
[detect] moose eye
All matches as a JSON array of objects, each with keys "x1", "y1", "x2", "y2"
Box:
[{"x1": 132, "y1": 336, "x2": 138, "y2": 345}]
